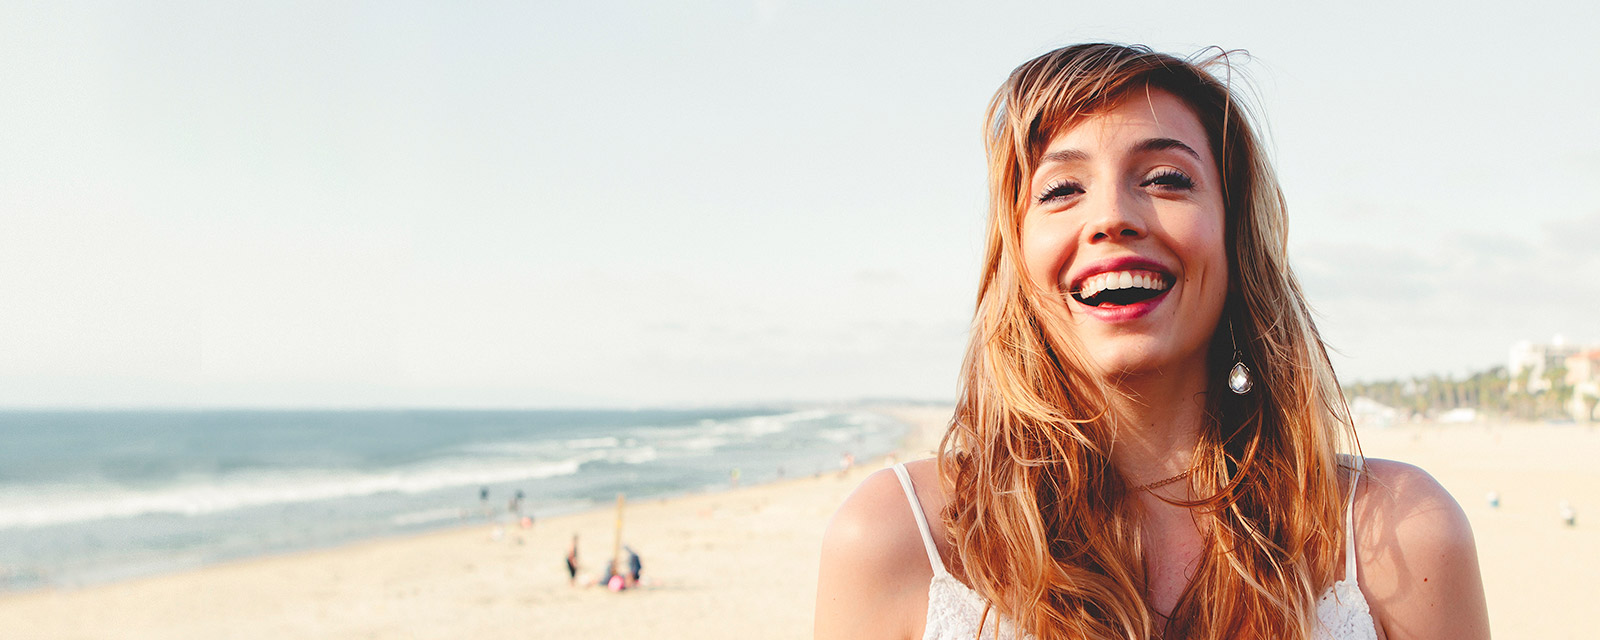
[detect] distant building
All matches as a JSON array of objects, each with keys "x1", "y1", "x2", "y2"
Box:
[
  {"x1": 1509, "y1": 336, "x2": 1580, "y2": 393},
  {"x1": 1349, "y1": 396, "x2": 1398, "y2": 429},
  {"x1": 1438, "y1": 407, "x2": 1478, "y2": 423},
  {"x1": 1566, "y1": 349, "x2": 1600, "y2": 423}
]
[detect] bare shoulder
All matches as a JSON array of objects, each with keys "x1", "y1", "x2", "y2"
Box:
[
  {"x1": 1356, "y1": 459, "x2": 1472, "y2": 543},
  {"x1": 814, "y1": 460, "x2": 942, "y2": 640},
  {"x1": 821, "y1": 463, "x2": 935, "y2": 578},
  {"x1": 1352, "y1": 458, "x2": 1489, "y2": 640}
]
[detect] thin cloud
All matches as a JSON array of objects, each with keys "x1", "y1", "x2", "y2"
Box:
[{"x1": 1299, "y1": 211, "x2": 1600, "y2": 381}]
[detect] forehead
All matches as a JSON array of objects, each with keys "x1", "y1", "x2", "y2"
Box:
[{"x1": 1038, "y1": 88, "x2": 1211, "y2": 157}]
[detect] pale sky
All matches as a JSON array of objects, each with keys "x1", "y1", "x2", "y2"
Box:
[{"x1": 2, "y1": 1, "x2": 1596, "y2": 408}]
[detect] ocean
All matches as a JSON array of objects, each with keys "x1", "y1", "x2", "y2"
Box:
[{"x1": 0, "y1": 407, "x2": 907, "y2": 592}]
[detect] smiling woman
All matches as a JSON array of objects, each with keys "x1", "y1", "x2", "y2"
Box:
[{"x1": 815, "y1": 44, "x2": 1489, "y2": 640}]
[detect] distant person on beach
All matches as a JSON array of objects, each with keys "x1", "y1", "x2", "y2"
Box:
[
  {"x1": 817, "y1": 44, "x2": 1488, "y2": 640},
  {"x1": 565, "y1": 534, "x2": 579, "y2": 586},
  {"x1": 479, "y1": 486, "x2": 490, "y2": 518},
  {"x1": 624, "y1": 545, "x2": 642, "y2": 587}
]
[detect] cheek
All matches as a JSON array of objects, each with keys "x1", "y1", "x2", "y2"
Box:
[
  {"x1": 1173, "y1": 211, "x2": 1229, "y2": 293},
  {"x1": 1020, "y1": 216, "x2": 1077, "y2": 290}
]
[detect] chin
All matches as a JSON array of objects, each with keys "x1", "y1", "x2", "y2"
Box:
[
  {"x1": 1087, "y1": 342, "x2": 1202, "y2": 381},
  {"x1": 1088, "y1": 352, "x2": 1162, "y2": 378}
]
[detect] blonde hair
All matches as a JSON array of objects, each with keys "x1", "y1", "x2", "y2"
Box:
[{"x1": 938, "y1": 43, "x2": 1359, "y2": 639}]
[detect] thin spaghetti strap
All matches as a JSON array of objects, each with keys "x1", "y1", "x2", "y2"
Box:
[
  {"x1": 1343, "y1": 455, "x2": 1364, "y2": 583},
  {"x1": 891, "y1": 463, "x2": 948, "y2": 576}
]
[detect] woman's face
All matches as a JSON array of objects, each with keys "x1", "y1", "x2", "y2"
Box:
[{"x1": 1020, "y1": 88, "x2": 1228, "y2": 381}]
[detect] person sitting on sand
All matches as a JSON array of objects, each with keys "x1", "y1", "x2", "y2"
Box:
[
  {"x1": 597, "y1": 559, "x2": 627, "y2": 592},
  {"x1": 816, "y1": 43, "x2": 1488, "y2": 639}
]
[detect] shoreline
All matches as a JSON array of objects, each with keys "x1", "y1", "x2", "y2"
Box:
[
  {"x1": 0, "y1": 404, "x2": 928, "y2": 596},
  {"x1": 0, "y1": 405, "x2": 953, "y2": 639}
]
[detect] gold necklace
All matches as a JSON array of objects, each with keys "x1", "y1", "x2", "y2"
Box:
[{"x1": 1132, "y1": 468, "x2": 1194, "y2": 492}]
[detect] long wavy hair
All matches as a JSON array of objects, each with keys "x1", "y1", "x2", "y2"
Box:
[{"x1": 938, "y1": 43, "x2": 1359, "y2": 639}]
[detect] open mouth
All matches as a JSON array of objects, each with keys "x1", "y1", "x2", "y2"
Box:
[{"x1": 1069, "y1": 269, "x2": 1173, "y2": 307}]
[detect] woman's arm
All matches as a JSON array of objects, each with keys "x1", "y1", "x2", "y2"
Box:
[
  {"x1": 1357, "y1": 459, "x2": 1491, "y2": 640},
  {"x1": 815, "y1": 467, "x2": 935, "y2": 640}
]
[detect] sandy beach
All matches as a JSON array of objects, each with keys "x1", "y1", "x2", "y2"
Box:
[{"x1": 0, "y1": 407, "x2": 1594, "y2": 639}]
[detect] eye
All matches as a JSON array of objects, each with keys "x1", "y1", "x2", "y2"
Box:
[
  {"x1": 1141, "y1": 169, "x2": 1194, "y2": 191},
  {"x1": 1036, "y1": 179, "x2": 1083, "y2": 204}
]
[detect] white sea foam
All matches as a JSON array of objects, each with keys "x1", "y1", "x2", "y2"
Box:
[
  {"x1": 0, "y1": 409, "x2": 887, "y2": 532},
  {"x1": 676, "y1": 436, "x2": 728, "y2": 451},
  {"x1": 607, "y1": 446, "x2": 658, "y2": 465},
  {"x1": 742, "y1": 417, "x2": 788, "y2": 436},
  {"x1": 740, "y1": 409, "x2": 829, "y2": 434},
  {"x1": 651, "y1": 410, "x2": 857, "y2": 452},
  {"x1": 711, "y1": 409, "x2": 830, "y2": 438},
  {"x1": 389, "y1": 507, "x2": 466, "y2": 526},
  {"x1": 565, "y1": 436, "x2": 621, "y2": 449},
  {"x1": 0, "y1": 457, "x2": 587, "y2": 531},
  {"x1": 454, "y1": 441, "x2": 551, "y2": 455}
]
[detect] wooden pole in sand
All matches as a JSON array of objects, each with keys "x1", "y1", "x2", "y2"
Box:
[{"x1": 612, "y1": 492, "x2": 625, "y2": 573}]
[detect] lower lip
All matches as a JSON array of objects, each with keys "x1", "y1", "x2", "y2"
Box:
[{"x1": 1075, "y1": 288, "x2": 1171, "y2": 322}]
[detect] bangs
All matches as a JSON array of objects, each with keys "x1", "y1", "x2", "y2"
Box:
[{"x1": 1009, "y1": 57, "x2": 1226, "y2": 189}]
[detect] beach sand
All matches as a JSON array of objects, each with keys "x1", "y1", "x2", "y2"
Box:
[
  {"x1": 0, "y1": 407, "x2": 1593, "y2": 639},
  {"x1": 1354, "y1": 421, "x2": 1600, "y2": 640}
]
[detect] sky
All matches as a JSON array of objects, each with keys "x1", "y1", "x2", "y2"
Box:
[{"x1": 1, "y1": 1, "x2": 1596, "y2": 408}]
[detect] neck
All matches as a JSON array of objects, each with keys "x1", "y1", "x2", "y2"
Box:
[{"x1": 1105, "y1": 362, "x2": 1212, "y2": 488}]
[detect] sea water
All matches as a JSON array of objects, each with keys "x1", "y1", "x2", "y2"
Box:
[{"x1": 0, "y1": 407, "x2": 906, "y2": 591}]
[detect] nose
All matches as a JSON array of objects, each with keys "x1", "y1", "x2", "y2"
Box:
[{"x1": 1082, "y1": 188, "x2": 1148, "y2": 243}]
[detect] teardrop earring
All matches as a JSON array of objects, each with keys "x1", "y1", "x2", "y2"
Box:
[{"x1": 1227, "y1": 318, "x2": 1253, "y2": 395}]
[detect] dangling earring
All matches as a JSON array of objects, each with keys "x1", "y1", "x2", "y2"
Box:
[{"x1": 1227, "y1": 318, "x2": 1253, "y2": 395}]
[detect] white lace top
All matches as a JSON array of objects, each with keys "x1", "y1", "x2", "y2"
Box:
[{"x1": 891, "y1": 460, "x2": 1380, "y2": 640}]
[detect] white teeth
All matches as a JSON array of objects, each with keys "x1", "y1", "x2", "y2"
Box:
[{"x1": 1074, "y1": 269, "x2": 1170, "y2": 299}]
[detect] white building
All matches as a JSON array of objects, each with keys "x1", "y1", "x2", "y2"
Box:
[
  {"x1": 1349, "y1": 396, "x2": 1398, "y2": 429},
  {"x1": 1567, "y1": 349, "x2": 1600, "y2": 423},
  {"x1": 1509, "y1": 336, "x2": 1580, "y2": 393}
]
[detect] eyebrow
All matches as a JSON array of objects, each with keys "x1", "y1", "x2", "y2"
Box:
[
  {"x1": 1134, "y1": 137, "x2": 1202, "y2": 159},
  {"x1": 1037, "y1": 137, "x2": 1202, "y2": 165}
]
